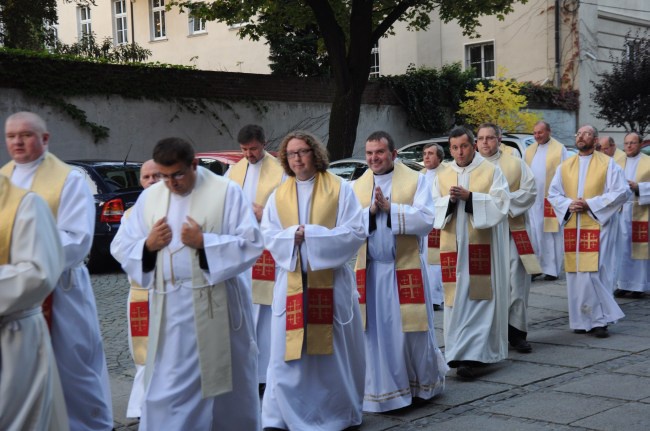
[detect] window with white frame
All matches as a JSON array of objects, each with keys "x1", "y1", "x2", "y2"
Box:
[
  {"x1": 151, "y1": 0, "x2": 166, "y2": 40},
  {"x1": 369, "y1": 43, "x2": 380, "y2": 78},
  {"x1": 466, "y1": 42, "x2": 495, "y2": 78},
  {"x1": 114, "y1": 0, "x2": 128, "y2": 45},
  {"x1": 189, "y1": 15, "x2": 206, "y2": 35},
  {"x1": 78, "y1": 6, "x2": 92, "y2": 39}
]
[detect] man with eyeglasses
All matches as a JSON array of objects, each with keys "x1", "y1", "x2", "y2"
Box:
[
  {"x1": 111, "y1": 138, "x2": 264, "y2": 430},
  {"x1": 432, "y1": 126, "x2": 510, "y2": 379},
  {"x1": 353, "y1": 131, "x2": 446, "y2": 411},
  {"x1": 2, "y1": 111, "x2": 113, "y2": 431},
  {"x1": 525, "y1": 120, "x2": 569, "y2": 281},
  {"x1": 476, "y1": 123, "x2": 540, "y2": 354},
  {"x1": 614, "y1": 132, "x2": 650, "y2": 298},
  {"x1": 225, "y1": 124, "x2": 285, "y2": 392},
  {"x1": 548, "y1": 125, "x2": 628, "y2": 338}
]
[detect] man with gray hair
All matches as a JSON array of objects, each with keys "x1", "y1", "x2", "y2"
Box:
[
  {"x1": 598, "y1": 135, "x2": 626, "y2": 164},
  {"x1": 548, "y1": 125, "x2": 628, "y2": 338},
  {"x1": 2, "y1": 111, "x2": 113, "y2": 431}
]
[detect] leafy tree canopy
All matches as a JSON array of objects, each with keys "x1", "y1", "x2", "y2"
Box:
[
  {"x1": 592, "y1": 30, "x2": 650, "y2": 137},
  {"x1": 457, "y1": 67, "x2": 541, "y2": 133},
  {"x1": 169, "y1": 0, "x2": 528, "y2": 160}
]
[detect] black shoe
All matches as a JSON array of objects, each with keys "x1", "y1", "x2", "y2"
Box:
[
  {"x1": 630, "y1": 291, "x2": 645, "y2": 299},
  {"x1": 543, "y1": 275, "x2": 558, "y2": 281},
  {"x1": 614, "y1": 289, "x2": 629, "y2": 298},
  {"x1": 456, "y1": 365, "x2": 476, "y2": 379},
  {"x1": 573, "y1": 329, "x2": 587, "y2": 334},
  {"x1": 258, "y1": 383, "x2": 266, "y2": 397},
  {"x1": 589, "y1": 326, "x2": 609, "y2": 338},
  {"x1": 433, "y1": 304, "x2": 442, "y2": 311},
  {"x1": 510, "y1": 339, "x2": 533, "y2": 353},
  {"x1": 531, "y1": 273, "x2": 542, "y2": 281}
]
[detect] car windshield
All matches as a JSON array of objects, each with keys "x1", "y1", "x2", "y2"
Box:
[{"x1": 95, "y1": 165, "x2": 141, "y2": 191}]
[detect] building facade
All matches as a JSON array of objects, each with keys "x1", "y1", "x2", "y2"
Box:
[{"x1": 55, "y1": 0, "x2": 649, "y2": 143}]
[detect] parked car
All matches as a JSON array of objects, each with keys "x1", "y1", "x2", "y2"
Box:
[
  {"x1": 328, "y1": 158, "x2": 424, "y2": 181},
  {"x1": 195, "y1": 150, "x2": 244, "y2": 175},
  {"x1": 396, "y1": 133, "x2": 528, "y2": 167},
  {"x1": 67, "y1": 160, "x2": 143, "y2": 272},
  {"x1": 642, "y1": 140, "x2": 650, "y2": 156}
]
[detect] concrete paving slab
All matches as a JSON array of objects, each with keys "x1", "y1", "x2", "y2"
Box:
[
  {"x1": 483, "y1": 391, "x2": 622, "y2": 424},
  {"x1": 432, "y1": 378, "x2": 512, "y2": 407},
  {"x1": 613, "y1": 358, "x2": 650, "y2": 376},
  {"x1": 527, "y1": 329, "x2": 650, "y2": 352},
  {"x1": 359, "y1": 413, "x2": 407, "y2": 431},
  {"x1": 571, "y1": 402, "x2": 650, "y2": 431},
  {"x1": 610, "y1": 318, "x2": 650, "y2": 337},
  {"x1": 527, "y1": 307, "x2": 569, "y2": 324},
  {"x1": 111, "y1": 375, "x2": 139, "y2": 428},
  {"x1": 530, "y1": 281, "x2": 568, "y2": 298},
  {"x1": 418, "y1": 413, "x2": 566, "y2": 431},
  {"x1": 553, "y1": 373, "x2": 650, "y2": 401},
  {"x1": 378, "y1": 401, "x2": 446, "y2": 422},
  {"x1": 511, "y1": 343, "x2": 625, "y2": 368},
  {"x1": 478, "y1": 360, "x2": 573, "y2": 386},
  {"x1": 528, "y1": 292, "x2": 569, "y2": 312}
]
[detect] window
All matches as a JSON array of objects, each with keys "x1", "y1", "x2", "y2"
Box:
[
  {"x1": 369, "y1": 43, "x2": 380, "y2": 78},
  {"x1": 189, "y1": 15, "x2": 206, "y2": 35},
  {"x1": 626, "y1": 39, "x2": 642, "y2": 62},
  {"x1": 78, "y1": 6, "x2": 92, "y2": 38},
  {"x1": 466, "y1": 42, "x2": 495, "y2": 78},
  {"x1": 151, "y1": 0, "x2": 166, "y2": 40},
  {"x1": 114, "y1": 0, "x2": 128, "y2": 45}
]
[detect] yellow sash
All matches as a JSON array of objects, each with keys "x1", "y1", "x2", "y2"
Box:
[
  {"x1": 617, "y1": 154, "x2": 650, "y2": 259},
  {"x1": 560, "y1": 152, "x2": 608, "y2": 272},
  {"x1": 437, "y1": 160, "x2": 495, "y2": 306},
  {"x1": 500, "y1": 143, "x2": 515, "y2": 157},
  {"x1": 0, "y1": 176, "x2": 28, "y2": 266},
  {"x1": 614, "y1": 148, "x2": 626, "y2": 165},
  {"x1": 498, "y1": 153, "x2": 542, "y2": 274},
  {"x1": 229, "y1": 154, "x2": 285, "y2": 304},
  {"x1": 525, "y1": 138, "x2": 563, "y2": 232},
  {"x1": 353, "y1": 163, "x2": 428, "y2": 332},
  {"x1": 276, "y1": 172, "x2": 340, "y2": 361},
  {"x1": 121, "y1": 207, "x2": 150, "y2": 365},
  {"x1": 1, "y1": 153, "x2": 71, "y2": 328}
]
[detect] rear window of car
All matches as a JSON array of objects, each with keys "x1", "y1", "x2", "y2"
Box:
[{"x1": 95, "y1": 165, "x2": 141, "y2": 191}]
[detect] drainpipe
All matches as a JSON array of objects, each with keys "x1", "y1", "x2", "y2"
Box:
[
  {"x1": 130, "y1": 0, "x2": 136, "y2": 46},
  {"x1": 555, "y1": 0, "x2": 561, "y2": 86}
]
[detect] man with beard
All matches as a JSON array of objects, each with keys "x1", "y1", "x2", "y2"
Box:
[{"x1": 548, "y1": 125, "x2": 628, "y2": 338}]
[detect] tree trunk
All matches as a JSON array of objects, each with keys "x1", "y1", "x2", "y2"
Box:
[{"x1": 327, "y1": 88, "x2": 363, "y2": 161}]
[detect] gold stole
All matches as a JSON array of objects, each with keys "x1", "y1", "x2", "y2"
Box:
[
  {"x1": 438, "y1": 160, "x2": 495, "y2": 306},
  {"x1": 1, "y1": 153, "x2": 71, "y2": 328},
  {"x1": 614, "y1": 148, "x2": 626, "y2": 165},
  {"x1": 0, "y1": 176, "x2": 27, "y2": 265},
  {"x1": 353, "y1": 163, "x2": 428, "y2": 333},
  {"x1": 525, "y1": 138, "x2": 563, "y2": 232},
  {"x1": 275, "y1": 172, "x2": 340, "y2": 361},
  {"x1": 560, "y1": 152, "x2": 608, "y2": 272},
  {"x1": 123, "y1": 207, "x2": 149, "y2": 365},
  {"x1": 229, "y1": 154, "x2": 284, "y2": 305},
  {"x1": 143, "y1": 170, "x2": 232, "y2": 397},
  {"x1": 616, "y1": 154, "x2": 650, "y2": 260},
  {"x1": 500, "y1": 143, "x2": 515, "y2": 157},
  {"x1": 498, "y1": 154, "x2": 542, "y2": 274}
]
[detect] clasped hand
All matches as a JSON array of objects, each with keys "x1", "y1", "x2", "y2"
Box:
[
  {"x1": 145, "y1": 216, "x2": 204, "y2": 251},
  {"x1": 370, "y1": 186, "x2": 390, "y2": 215},
  {"x1": 569, "y1": 198, "x2": 590, "y2": 213},
  {"x1": 449, "y1": 185, "x2": 470, "y2": 203}
]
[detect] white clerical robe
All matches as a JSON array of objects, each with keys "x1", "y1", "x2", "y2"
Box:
[
  {"x1": 111, "y1": 170, "x2": 263, "y2": 431},
  {"x1": 260, "y1": 176, "x2": 366, "y2": 431},
  {"x1": 485, "y1": 151, "x2": 537, "y2": 333},
  {"x1": 8, "y1": 154, "x2": 113, "y2": 431},
  {"x1": 424, "y1": 167, "x2": 444, "y2": 306},
  {"x1": 548, "y1": 154, "x2": 628, "y2": 330},
  {"x1": 359, "y1": 169, "x2": 447, "y2": 413},
  {"x1": 0, "y1": 192, "x2": 68, "y2": 431},
  {"x1": 432, "y1": 153, "x2": 510, "y2": 365},
  {"x1": 225, "y1": 154, "x2": 285, "y2": 384},
  {"x1": 617, "y1": 154, "x2": 650, "y2": 292},
  {"x1": 529, "y1": 142, "x2": 569, "y2": 277}
]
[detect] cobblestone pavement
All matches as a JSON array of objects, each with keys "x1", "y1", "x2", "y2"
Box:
[{"x1": 93, "y1": 271, "x2": 650, "y2": 431}]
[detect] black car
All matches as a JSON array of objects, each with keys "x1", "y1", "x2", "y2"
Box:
[{"x1": 67, "y1": 160, "x2": 143, "y2": 272}]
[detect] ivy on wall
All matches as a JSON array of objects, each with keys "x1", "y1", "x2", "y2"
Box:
[{"x1": 0, "y1": 48, "x2": 265, "y2": 142}]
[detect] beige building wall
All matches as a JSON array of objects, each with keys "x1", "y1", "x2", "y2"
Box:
[{"x1": 56, "y1": 0, "x2": 271, "y2": 74}]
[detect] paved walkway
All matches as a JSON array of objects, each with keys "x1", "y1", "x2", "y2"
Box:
[{"x1": 93, "y1": 273, "x2": 650, "y2": 431}]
